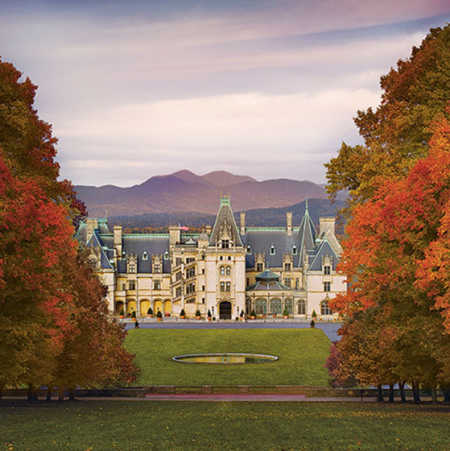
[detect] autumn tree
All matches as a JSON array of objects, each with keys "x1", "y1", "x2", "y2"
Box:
[
  {"x1": 330, "y1": 117, "x2": 450, "y2": 400},
  {"x1": 326, "y1": 25, "x2": 450, "y2": 206},
  {"x1": 0, "y1": 58, "x2": 137, "y2": 397}
]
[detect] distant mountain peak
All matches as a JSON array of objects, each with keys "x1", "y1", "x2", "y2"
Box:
[{"x1": 201, "y1": 170, "x2": 256, "y2": 187}]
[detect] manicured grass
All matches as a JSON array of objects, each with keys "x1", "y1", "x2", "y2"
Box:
[
  {"x1": 1, "y1": 400, "x2": 449, "y2": 450},
  {"x1": 124, "y1": 328, "x2": 330, "y2": 386}
]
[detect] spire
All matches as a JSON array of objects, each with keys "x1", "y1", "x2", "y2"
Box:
[
  {"x1": 297, "y1": 199, "x2": 317, "y2": 266},
  {"x1": 305, "y1": 198, "x2": 309, "y2": 215},
  {"x1": 209, "y1": 196, "x2": 243, "y2": 247}
]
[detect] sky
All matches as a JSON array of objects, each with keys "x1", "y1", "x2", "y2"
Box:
[{"x1": 1, "y1": 1, "x2": 449, "y2": 187}]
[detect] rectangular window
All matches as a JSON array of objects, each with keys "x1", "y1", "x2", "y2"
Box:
[
  {"x1": 226, "y1": 281, "x2": 231, "y2": 292},
  {"x1": 202, "y1": 285, "x2": 205, "y2": 291},
  {"x1": 246, "y1": 278, "x2": 249, "y2": 287},
  {"x1": 176, "y1": 258, "x2": 182, "y2": 267},
  {"x1": 222, "y1": 240, "x2": 229, "y2": 249},
  {"x1": 324, "y1": 265, "x2": 331, "y2": 275},
  {"x1": 153, "y1": 264, "x2": 161, "y2": 273},
  {"x1": 176, "y1": 271, "x2": 182, "y2": 281},
  {"x1": 202, "y1": 297, "x2": 205, "y2": 304},
  {"x1": 176, "y1": 287, "x2": 182, "y2": 297},
  {"x1": 256, "y1": 263, "x2": 263, "y2": 272},
  {"x1": 284, "y1": 278, "x2": 291, "y2": 288},
  {"x1": 284, "y1": 263, "x2": 291, "y2": 271},
  {"x1": 128, "y1": 280, "x2": 136, "y2": 290},
  {"x1": 186, "y1": 283, "x2": 196, "y2": 295},
  {"x1": 295, "y1": 278, "x2": 299, "y2": 290},
  {"x1": 186, "y1": 297, "x2": 195, "y2": 304},
  {"x1": 324, "y1": 281, "x2": 331, "y2": 292},
  {"x1": 121, "y1": 283, "x2": 126, "y2": 291},
  {"x1": 153, "y1": 280, "x2": 161, "y2": 290},
  {"x1": 202, "y1": 268, "x2": 205, "y2": 274},
  {"x1": 220, "y1": 281, "x2": 225, "y2": 292}
]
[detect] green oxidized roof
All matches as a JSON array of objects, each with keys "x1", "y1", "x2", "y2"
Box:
[{"x1": 255, "y1": 270, "x2": 280, "y2": 281}]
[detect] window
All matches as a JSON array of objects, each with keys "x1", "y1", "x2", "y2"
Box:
[
  {"x1": 324, "y1": 281, "x2": 331, "y2": 292},
  {"x1": 175, "y1": 271, "x2": 182, "y2": 281},
  {"x1": 270, "y1": 245, "x2": 275, "y2": 255},
  {"x1": 321, "y1": 300, "x2": 332, "y2": 315},
  {"x1": 153, "y1": 280, "x2": 161, "y2": 290},
  {"x1": 295, "y1": 278, "x2": 300, "y2": 290},
  {"x1": 142, "y1": 251, "x2": 148, "y2": 261},
  {"x1": 121, "y1": 283, "x2": 126, "y2": 291},
  {"x1": 202, "y1": 285, "x2": 205, "y2": 291},
  {"x1": 222, "y1": 240, "x2": 229, "y2": 249},
  {"x1": 246, "y1": 278, "x2": 249, "y2": 287},
  {"x1": 186, "y1": 297, "x2": 195, "y2": 304},
  {"x1": 226, "y1": 266, "x2": 231, "y2": 276},
  {"x1": 284, "y1": 278, "x2": 291, "y2": 288},
  {"x1": 247, "y1": 244, "x2": 251, "y2": 254},
  {"x1": 324, "y1": 265, "x2": 331, "y2": 275},
  {"x1": 202, "y1": 268, "x2": 205, "y2": 274},
  {"x1": 186, "y1": 283, "x2": 195, "y2": 294},
  {"x1": 226, "y1": 281, "x2": 231, "y2": 292},
  {"x1": 228, "y1": 256, "x2": 231, "y2": 261},
  {"x1": 153, "y1": 264, "x2": 161, "y2": 273},
  {"x1": 164, "y1": 251, "x2": 169, "y2": 260},
  {"x1": 186, "y1": 267, "x2": 195, "y2": 278},
  {"x1": 220, "y1": 281, "x2": 225, "y2": 292},
  {"x1": 270, "y1": 299, "x2": 282, "y2": 314},
  {"x1": 202, "y1": 297, "x2": 205, "y2": 304},
  {"x1": 176, "y1": 287, "x2": 182, "y2": 297},
  {"x1": 186, "y1": 257, "x2": 195, "y2": 264},
  {"x1": 292, "y1": 245, "x2": 297, "y2": 255},
  {"x1": 284, "y1": 263, "x2": 291, "y2": 271},
  {"x1": 128, "y1": 263, "x2": 136, "y2": 273},
  {"x1": 285, "y1": 299, "x2": 293, "y2": 314},
  {"x1": 220, "y1": 256, "x2": 223, "y2": 261},
  {"x1": 176, "y1": 257, "x2": 182, "y2": 267},
  {"x1": 128, "y1": 280, "x2": 136, "y2": 290},
  {"x1": 256, "y1": 263, "x2": 263, "y2": 272},
  {"x1": 297, "y1": 299, "x2": 306, "y2": 315},
  {"x1": 255, "y1": 299, "x2": 267, "y2": 315},
  {"x1": 220, "y1": 266, "x2": 225, "y2": 276}
]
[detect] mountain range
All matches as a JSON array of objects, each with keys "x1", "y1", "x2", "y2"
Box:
[{"x1": 74, "y1": 170, "x2": 336, "y2": 217}]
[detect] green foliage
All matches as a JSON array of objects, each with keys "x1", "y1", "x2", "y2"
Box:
[
  {"x1": 147, "y1": 307, "x2": 153, "y2": 315},
  {"x1": 124, "y1": 329, "x2": 330, "y2": 386}
]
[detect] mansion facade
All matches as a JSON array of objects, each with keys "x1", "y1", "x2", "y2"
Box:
[{"x1": 77, "y1": 197, "x2": 346, "y2": 320}]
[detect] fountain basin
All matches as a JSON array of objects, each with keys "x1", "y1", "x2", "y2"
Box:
[{"x1": 172, "y1": 353, "x2": 278, "y2": 364}]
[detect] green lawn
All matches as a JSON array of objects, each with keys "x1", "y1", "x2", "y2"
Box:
[
  {"x1": 1, "y1": 400, "x2": 449, "y2": 450},
  {"x1": 124, "y1": 328, "x2": 330, "y2": 386}
]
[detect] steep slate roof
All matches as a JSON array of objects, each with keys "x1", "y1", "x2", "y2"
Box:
[
  {"x1": 297, "y1": 202, "x2": 317, "y2": 266},
  {"x1": 309, "y1": 239, "x2": 338, "y2": 271},
  {"x1": 100, "y1": 234, "x2": 171, "y2": 274},
  {"x1": 242, "y1": 230, "x2": 301, "y2": 268},
  {"x1": 209, "y1": 196, "x2": 243, "y2": 246},
  {"x1": 86, "y1": 232, "x2": 114, "y2": 270}
]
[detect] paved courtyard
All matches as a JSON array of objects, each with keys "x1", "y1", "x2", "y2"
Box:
[{"x1": 123, "y1": 320, "x2": 342, "y2": 342}]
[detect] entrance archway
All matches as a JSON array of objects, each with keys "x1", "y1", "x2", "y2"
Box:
[{"x1": 219, "y1": 301, "x2": 232, "y2": 320}]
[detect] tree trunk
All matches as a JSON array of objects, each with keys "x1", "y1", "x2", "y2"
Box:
[
  {"x1": 399, "y1": 381, "x2": 406, "y2": 402},
  {"x1": 443, "y1": 388, "x2": 450, "y2": 403},
  {"x1": 69, "y1": 389, "x2": 75, "y2": 401},
  {"x1": 46, "y1": 387, "x2": 52, "y2": 401},
  {"x1": 388, "y1": 384, "x2": 394, "y2": 403},
  {"x1": 412, "y1": 381, "x2": 421, "y2": 404},
  {"x1": 431, "y1": 387, "x2": 438, "y2": 404},
  {"x1": 27, "y1": 385, "x2": 37, "y2": 402},
  {"x1": 377, "y1": 384, "x2": 384, "y2": 402},
  {"x1": 58, "y1": 388, "x2": 65, "y2": 402}
]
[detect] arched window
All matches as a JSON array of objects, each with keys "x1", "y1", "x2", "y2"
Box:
[
  {"x1": 255, "y1": 299, "x2": 267, "y2": 315},
  {"x1": 142, "y1": 251, "x2": 148, "y2": 261},
  {"x1": 226, "y1": 266, "x2": 231, "y2": 276},
  {"x1": 321, "y1": 300, "x2": 332, "y2": 315},
  {"x1": 270, "y1": 298, "x2": 282, "y2": 314},
  {"x1": 270, "y1": 245, "x2": 276, "y2": 255},
  {"x1": 297, "y1": 299, "x2": 306, "y2": 315},
  {"x1": 220, "y1": 266, "x2": 225, "y2": 276},
  {"x1": 284, "y1": 298, "x2": 293, "y2": 314},
  {"x1": 292, "y1": 245, "x2": 297, "y2": 255}
]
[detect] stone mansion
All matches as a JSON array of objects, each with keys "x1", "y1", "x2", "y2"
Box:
[{"x1": 77, "y1": 196, "x2": 346, "y2": 320}]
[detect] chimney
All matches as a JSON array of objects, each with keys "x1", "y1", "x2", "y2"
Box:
[
  {"x1": 240, "y1": 212, "x2": 246, "y2": 235},
  {"x1": 169, "y1": 226, "x2": 181, "y2": 246},
  {"x1": 113, "y1": 225, "x2": 122, "y2": 257},
  {"x1": 286, "y1": 212, "x2": 292, "y2": 236},
  {"x1": 86, "y1": 218, "x2": 98, "y2": 242},
  {"x1": 319, "y1": 217, "x2": 335, "y2": 236}
]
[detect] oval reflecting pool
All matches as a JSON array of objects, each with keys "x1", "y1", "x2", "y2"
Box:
[{"x1": 172, "y1": 353, "x2": 278, "y2": 364}]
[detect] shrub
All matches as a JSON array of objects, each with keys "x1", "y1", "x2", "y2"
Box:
[
  {"x1": 310, "y1": 320, "x2": 315, "y2": 328},
  {"x1": 283, "y1": 307, "x2": 289, "y2": 316},
  {"x1": 195, "y1": 309, "x2": 201, "y2": 317},
  {"x1": 250, "y1": 310, "x2": 256, "y2": 317},
  {"x1": 240, "y1": 310, "x2": 244, "y2": 318},
  {"x1": 156, "y1": 310, "x2": 163, "y2": 318},
  {"x1": 312, "y1": 310, "x2": 317, "y2": 318},
  {"x1": 180, "y1": 309, "x2": 186, "y2": 317},
  {"x1": 131, "y1": 311, "x2": 136, "y2": 318},
  {"x1": 147, "y1": 307, "x2": 153, "y2": 315},
  {"x1": 207, "y1": 309, "x2": 212, "y2": 318}
]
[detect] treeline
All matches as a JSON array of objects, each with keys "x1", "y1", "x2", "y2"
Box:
[
  {"x1": 0, "y1": 59, "x2": 138, "y2": 400},
  {"x1": 325, "y1": 26, "x2": 450, "y2": 402},
  {"x1": 108, "y1": 198, "x2": 346, "y2": 230}
]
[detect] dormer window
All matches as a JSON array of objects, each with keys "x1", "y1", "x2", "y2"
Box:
[
  {"x1": 222, "y1": 239, "x2": 229, "y2": 249},
  {"x1": 142, "y1": 251, "x2": 148, "y2": 261},
  {"x1": 292, "y1": 245, "x2": 297, "y2": 255},
  {"x1": 324, "y1": 265, "x2": 331, "y2": 275},
  {"x1": 164, "y1": 251, "x2": 169, "y2": 260},
  {"x1": 247, "y1": 244, "x2": 251, "y2": 254},
  {"x1": 270, "y1": 245, "x2": 276, "y2": 255}
]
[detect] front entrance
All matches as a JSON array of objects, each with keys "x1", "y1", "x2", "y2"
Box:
[{"x1": 219, "y1": 301, "x2": 232, "y2": 320}]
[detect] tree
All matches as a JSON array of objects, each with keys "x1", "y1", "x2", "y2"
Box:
[
  {"x1": 326, "y1": 26, "x2": 450, "y2": 206},
  {"x1": 330, "y1": 116, "x2": 450, "y2": 398}
]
